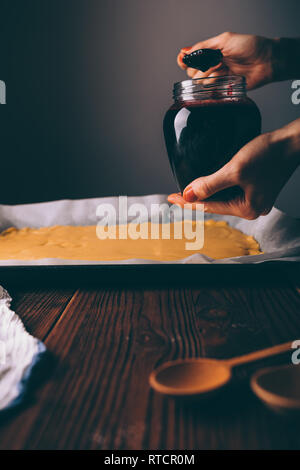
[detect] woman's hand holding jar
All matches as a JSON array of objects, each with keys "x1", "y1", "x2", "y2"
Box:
[{"x1": 169, "y1": 33, "x2": 300, "y2": 219}]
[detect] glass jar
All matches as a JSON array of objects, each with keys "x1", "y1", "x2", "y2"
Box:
[{"x1": 163, "y1": 75, "x2": 261, "y2": 196}]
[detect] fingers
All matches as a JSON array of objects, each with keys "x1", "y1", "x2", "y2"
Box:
[
  {"x1": 201, "y1": 200, "x2": 244, "y2": 217},
  {"x1": 186, "y1": 66, "x2": 210, "y2": 78},
  {"x1": 167, "y1": 193, "x2": 204, "y2": 210},
  {"x1": 189, "y1": 63, "x2": 229, "y2": 79},
  {"x1": 177, "y1": 33, "x2": 225, "y2": 72},
  {"x1": 168, "y1": 192, "x2": 266, "y2": 220},
  {"x1": 177, "y1": 48, "x2": 191, "y2": 70},
  {"x1": 183, "y1": 166, "x2": 237, "y2": 202},
  {"x1": 168, "y1": 193, "x2": 247, "y2": 218},
  {"x1": 168, "y1": 193, "x2": 259, "y2": 219},
  {"x1": 203, "y1": 200, "x2": 262, "y2": 218},
  {"x1": 168, "y1": 192, "x2": 189, "y2": 207}
]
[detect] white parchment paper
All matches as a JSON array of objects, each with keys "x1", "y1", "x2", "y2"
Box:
[{"x1": 0, "y1": 194, "x2": 298, "y2": 265}]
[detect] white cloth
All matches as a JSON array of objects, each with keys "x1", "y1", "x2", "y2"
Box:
[{"x1": 0, "y1": 286, "x2": 46, "y2": 411}]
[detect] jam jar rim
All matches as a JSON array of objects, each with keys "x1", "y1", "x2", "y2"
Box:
[
  {"x1": 173, "y1": 74, "x2": 245, "y2": 89},
  {"x1": 173, "y1": 75, "x2": 246, "y2": 101}
]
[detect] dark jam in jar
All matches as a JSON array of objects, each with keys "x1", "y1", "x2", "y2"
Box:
[{"x1": 163, "y1": 76, "x2": 261, "y2": 198}]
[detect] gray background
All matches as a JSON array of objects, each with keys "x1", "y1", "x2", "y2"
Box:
[{"x1": 0, "y1": 0, "x2": 299, "y2": 216}]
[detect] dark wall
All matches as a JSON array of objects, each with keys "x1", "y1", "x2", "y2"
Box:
[{"x1": 0, "y1": 0, "x2": 299, "y2": 215}]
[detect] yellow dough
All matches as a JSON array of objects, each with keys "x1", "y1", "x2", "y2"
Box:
[{"x1": 0, "y1": 220, "x2": 262, "y2": 261}]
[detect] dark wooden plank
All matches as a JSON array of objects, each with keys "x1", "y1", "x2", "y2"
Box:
[
  {"x1": 7, "y1": 287, "x2": 77, "y2": 340},
  {"x1": 0, "y1": 283, "x2": 300, "y2": 449}
]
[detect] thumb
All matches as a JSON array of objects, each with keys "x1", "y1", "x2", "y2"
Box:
[{"x1": 183, "y1": 166, "x2": 236, "y2": 202}]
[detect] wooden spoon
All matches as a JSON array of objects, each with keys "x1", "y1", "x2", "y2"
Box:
[{"x1": 149, "y1": 341, "x2": 292, "y2": 397}]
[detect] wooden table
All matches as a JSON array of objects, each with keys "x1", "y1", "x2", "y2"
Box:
[{"x1": 0, "y1": 266, "x2": 300, "y2": 450}]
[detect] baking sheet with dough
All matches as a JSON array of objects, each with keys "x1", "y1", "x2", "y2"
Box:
[
  {"x1": 0, "y1": 194, "x2": 298, "y2": 265},
  {"x1": 0, "y1": 220, "x2": 261, "y2": 261}
]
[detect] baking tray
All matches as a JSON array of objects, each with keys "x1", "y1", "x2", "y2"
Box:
[
  {"x1": 0, "y1": 195, "x2": 298, "y2": 286},
  {"x1": 0, "y1": 262, "x2": 299, "y2": 287}
]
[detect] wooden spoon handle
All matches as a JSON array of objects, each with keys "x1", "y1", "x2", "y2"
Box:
[{"x1": 225, "y1": 341, "x2": 293, "y2": 368}]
